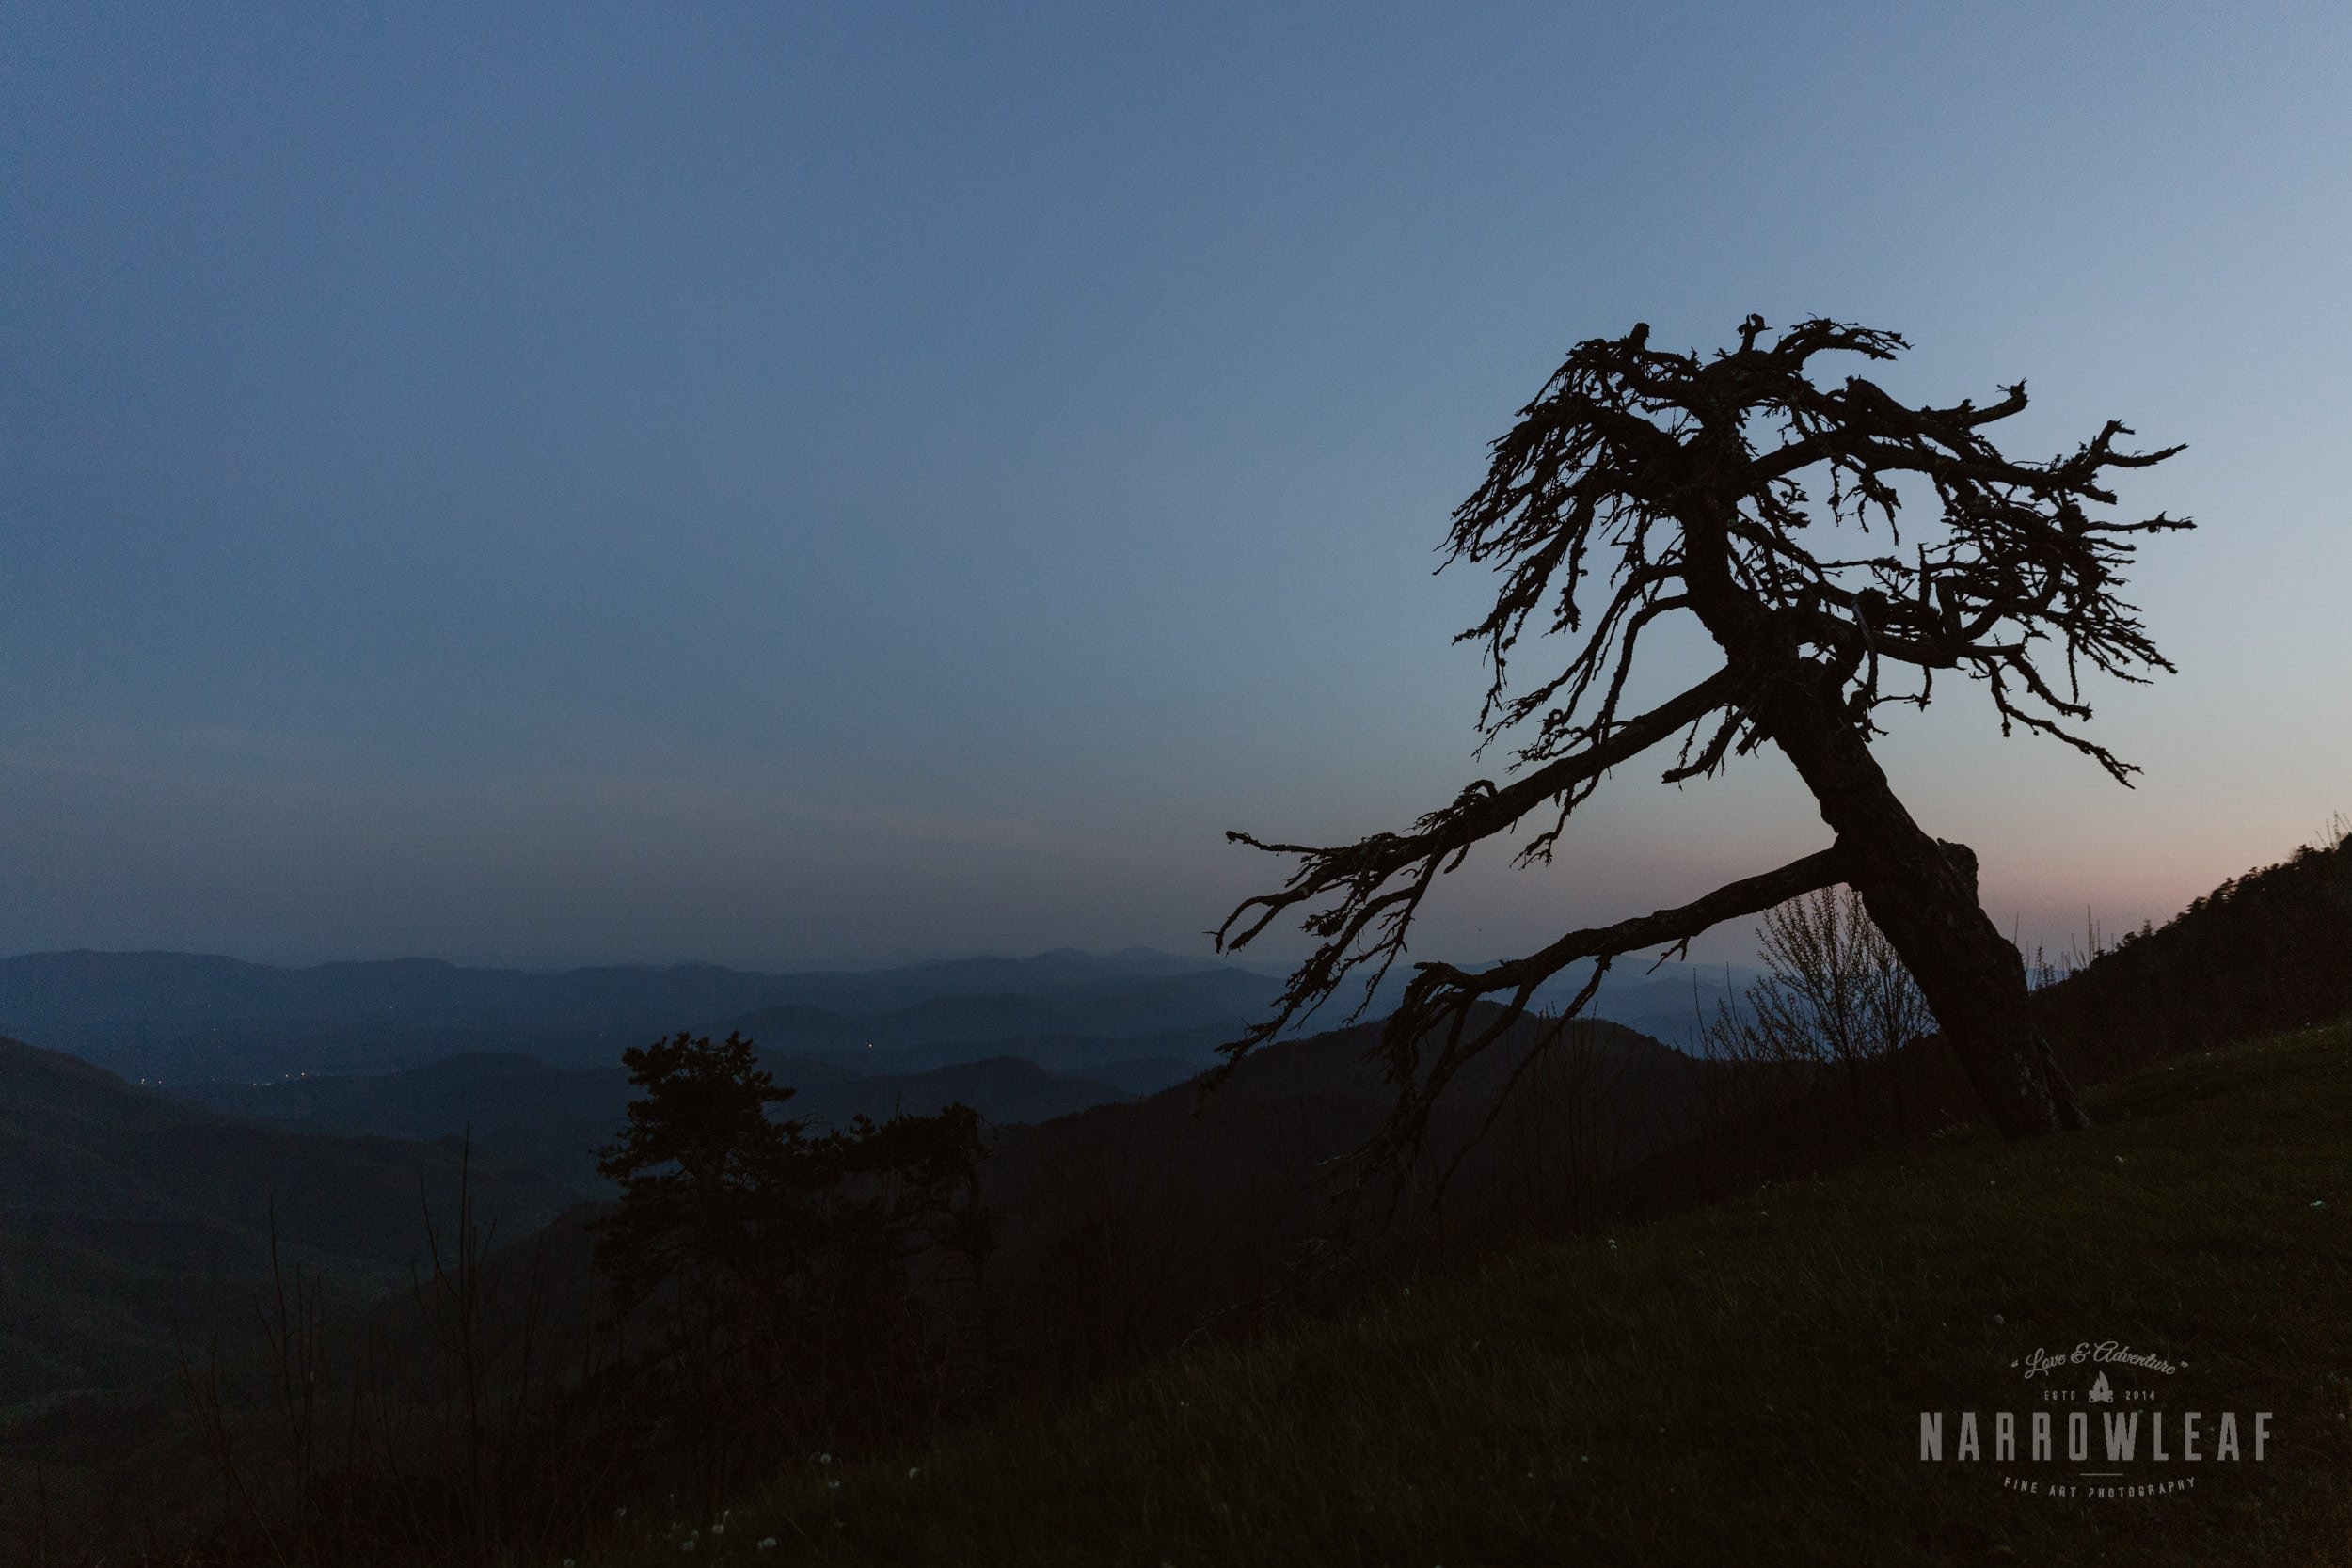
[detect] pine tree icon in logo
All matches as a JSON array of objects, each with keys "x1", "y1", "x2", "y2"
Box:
[{"x1": 2089, "y1": 1371, "x2": 2115, "y2": 1404}]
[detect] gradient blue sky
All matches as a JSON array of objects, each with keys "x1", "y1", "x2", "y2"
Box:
[{"x1": 4, "y1": 2, "x2": 2346, "y2": 970}]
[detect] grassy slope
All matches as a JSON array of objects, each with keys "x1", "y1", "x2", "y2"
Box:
[{"x1": 591, "y1": 1022, "x2": 2352, "y2": 1567}]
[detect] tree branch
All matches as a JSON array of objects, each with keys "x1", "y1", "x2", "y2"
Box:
[
  {"x1": 1214, "y1": 665, "x2": 1749, "y2": 1047},
  {"x1": 1357, "y1": 841, "x2": 1854, "y2": 1180}
]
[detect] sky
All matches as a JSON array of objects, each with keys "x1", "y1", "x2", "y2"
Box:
[{"x1": 3, "y1": 2, "x2": 2346, "y2": 972}]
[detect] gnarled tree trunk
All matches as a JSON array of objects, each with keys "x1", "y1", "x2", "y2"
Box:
[
  {"x1": 1677, "y1": 486, "x2": 2089, "y2": 1138},
  {"x1": 1753, "y1": 659, "x2": 2088, "y2": 1137}
]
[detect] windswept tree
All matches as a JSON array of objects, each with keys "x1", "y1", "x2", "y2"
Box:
[{"x1": 1216, "y1": 316, "x2": 2188, "y2": 1145}]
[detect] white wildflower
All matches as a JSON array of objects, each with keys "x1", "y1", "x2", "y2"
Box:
[{"x1": 758, "y1": 1539, "x2": 779, "y2": 1552}]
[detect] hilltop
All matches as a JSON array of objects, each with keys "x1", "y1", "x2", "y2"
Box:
[
  {"x1": 0, "y1": 947, "x2": 1276, "y2": 1084},
  {"x1": 0, "y1": 1036, "x2": 578, "y2": 1408},
  {"x1": 582, "y1": 1018, "x2": 2352, "y2": 1567},
  {"x1": 2036, "y1": 824, "x2": 2352, "y2": 1078}
]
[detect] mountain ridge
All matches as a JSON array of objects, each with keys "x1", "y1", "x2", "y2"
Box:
[
  {"x1": 0, "y1": 947, "x2": 1261, "y2": 1083},
  {"x1": 0, "y1": 1034, "x2": 581, "y2": 1406}
]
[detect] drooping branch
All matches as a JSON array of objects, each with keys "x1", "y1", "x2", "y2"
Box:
[
  {"x1": 1356, "y1": 842, "x2": 1853, "y2": 1174},
  {"x1": 1213, "y1": 664, "x2": 1750, "y2": 1055}
]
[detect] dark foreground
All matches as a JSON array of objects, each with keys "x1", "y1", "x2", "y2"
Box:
[{"x1": 585, "y1": 1019, "x2": 2352, "y2": 1567}]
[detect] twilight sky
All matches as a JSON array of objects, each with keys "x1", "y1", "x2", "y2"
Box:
[{"x1": 3, "y1": 2, "x2": 2346, "y2": 971}]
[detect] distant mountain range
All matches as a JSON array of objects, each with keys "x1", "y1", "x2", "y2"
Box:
[
  {"x1": 0, "y1": 944, "x2": 1756, "y2": 1229},
  {"x1": 0, "y1": 939, "x2": 1761, "y2": 1414},
  {"x1": 0, "y1": 946, "x2": 1274, "y2": 1084}
]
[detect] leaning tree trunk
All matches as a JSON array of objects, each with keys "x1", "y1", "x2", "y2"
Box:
[
  {"x1": 1759, "y1": 662, "x2": 2090, "y2": 1137},
  {"x1": 1851, "y1": 842, "x2": 2090, "y2": 1136}
]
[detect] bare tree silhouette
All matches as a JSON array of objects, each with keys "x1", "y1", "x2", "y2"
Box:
[
  {"x1": 1216, "y1": 315, "x2": 2187, "y2": 1144},
  {"x1": 1705, "y1": 887, "x2": 1934, "y2": 1143}
]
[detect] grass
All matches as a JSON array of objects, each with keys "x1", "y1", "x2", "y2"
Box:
[{"x1": 583, "y1": 1022, "x2": 2352, "y2": 1567}]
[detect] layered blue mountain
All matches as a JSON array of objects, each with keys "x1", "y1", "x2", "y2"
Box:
[
  {"x1": 0, "y1": 947, "x2": 1754, "y2": 1224},
  {"x1": 0, "y1": 947, "x2": 1277, "y2": 1085}
]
